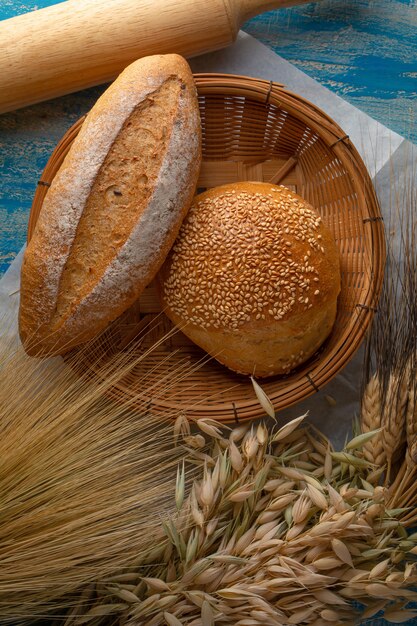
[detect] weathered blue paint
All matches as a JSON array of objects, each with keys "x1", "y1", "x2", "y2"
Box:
[
  {"x1": 0, "y1": 0, "x2": 415, "y2": 276},
  {"x1": 0, "y1": 87, "x2": 104, "y2": 276},
  {"x1": 244, "y1": 0, "x2": 417, "y2": 144}
]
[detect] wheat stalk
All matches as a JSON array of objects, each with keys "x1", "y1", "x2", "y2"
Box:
[
  {"x1": 361, "y1": 156, "x2": 417, "y2": 518},
  {"x1": 0, "y1": 319, "x2": 194, "y2": 623},
  {"x1": 406, "y1": 366, "x2": 417, "y2": 464},
  {"x1": 381, "y1": 370, "x2": 408, "y2": 482},
  {"x1": 360, "y1": 373, "x2": 385, "y2": 469}
]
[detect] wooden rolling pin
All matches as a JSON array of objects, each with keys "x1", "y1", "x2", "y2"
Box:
[{"x1": 0, "y1": 0, "x2": 312, "y2": 114}]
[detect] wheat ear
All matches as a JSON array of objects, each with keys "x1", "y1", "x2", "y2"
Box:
[
  {"x1": 406, "y1": 382, "x2": 417, "y2": 464},
  {"x1": 0, "y1": 328, "x2": 190, "y2": 622},
  {"x1": 381, "y1": 371, "x2": 408, "y2": 482},
  {"x1": 361, "y1": 373, "x2": 385, "y2": 469}
]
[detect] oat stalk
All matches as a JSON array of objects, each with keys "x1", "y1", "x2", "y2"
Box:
[{"x1": 64, "y1": 415, "x2": 417, "y2": 626}]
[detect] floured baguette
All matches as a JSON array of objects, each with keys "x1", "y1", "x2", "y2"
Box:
[{"x1": 19, "y1": 54, "x2": 202, "y2": 356}]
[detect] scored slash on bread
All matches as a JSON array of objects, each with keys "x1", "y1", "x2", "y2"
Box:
[{"x1": 19, "y1": 54, "x2": 202, "y2": 356}]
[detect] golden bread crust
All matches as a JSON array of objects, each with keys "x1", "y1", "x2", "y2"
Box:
[
  {"x1": 19, "y1": 54, "x2": 201, "y2": 356},
  {"x1": 158, "y1": 182, "x2": 341, "y2": 377}
]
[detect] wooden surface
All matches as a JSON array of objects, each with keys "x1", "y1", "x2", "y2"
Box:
[
  {"x1": 0, "y1": 0, "x2": 415, "y2": 277},
  {"x1": 0, "y1": 0, "x2": 311, "y2": 114},
  {"x1": 244, "y1": 0, "x2": 417, "y2": 144}
]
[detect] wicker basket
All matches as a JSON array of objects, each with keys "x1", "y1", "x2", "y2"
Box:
[{"x1": 28, "y1": 74, "x2": 385, "y2": 423}]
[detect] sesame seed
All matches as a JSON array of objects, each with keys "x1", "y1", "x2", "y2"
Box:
[{"x1": 160, "y1": 183, "x2": 332, "y2": 331}]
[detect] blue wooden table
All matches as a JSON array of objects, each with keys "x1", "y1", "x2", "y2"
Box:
[
  {"x1": 0, "y1": 0, "x2": 416, "y2": 278},
  {"x1": 0, "y1": 2, "x2": 416, "y2": 624},
  {"x1": 245, "y1": 0, "x2": 417, "y2": 145}
]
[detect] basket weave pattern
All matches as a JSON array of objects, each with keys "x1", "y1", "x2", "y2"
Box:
[{"x1": 28, "y1": 74, "x2": 385, "y2": 422}]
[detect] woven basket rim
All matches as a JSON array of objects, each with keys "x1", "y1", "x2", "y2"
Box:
[{"x1": 27, "y1": 73, "x2": 386, "y2": 422}]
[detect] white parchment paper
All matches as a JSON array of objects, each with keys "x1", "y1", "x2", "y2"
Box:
[{"x1": 1, "y1": 32, "x2": 415, "y2": 449}]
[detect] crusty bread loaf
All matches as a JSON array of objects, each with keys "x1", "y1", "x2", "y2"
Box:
[
  {"x1": 158, "y1": 182, "x2": 341, "y2": 377},
  {"x1": 19, "y1": 54, "x2": 201, "y2": 356}
]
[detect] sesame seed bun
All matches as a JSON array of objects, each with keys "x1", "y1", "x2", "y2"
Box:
[{"x1": 158, "y1": 182, "x2": 341, "y2": 377}]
